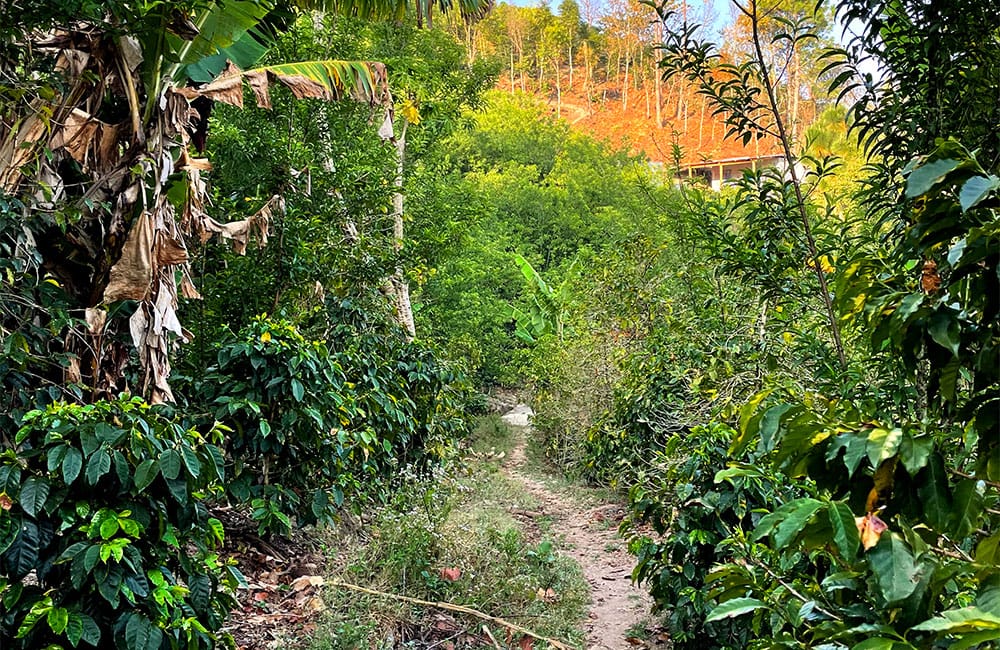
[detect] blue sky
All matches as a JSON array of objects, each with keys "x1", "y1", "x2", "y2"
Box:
[{"x1": 500, "y1": 0, "x2": 734, "y2": 36}]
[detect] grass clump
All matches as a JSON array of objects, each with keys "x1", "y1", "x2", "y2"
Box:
[{"x1": 309, "y1": 418, "x2": 588, "y2": 649}]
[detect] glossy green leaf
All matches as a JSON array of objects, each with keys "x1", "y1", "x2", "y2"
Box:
[
  {"x1": 133, "y1": 459, "x2": 158, "y2": 492},
  {"x1": 62, "y1": 447, "x2": 83, "y2": 484},
  {"x1": 188, "y1": 573, "x2": 211, "y2": 614},
  {"x1": 705, "y1": 597, "x2": 768, "y2": 622},
  {"x1": 949, "y1": 630, "x2": 1000, "y2": 650},
  {"x1": 181, "y1": 445, "x2": 201, "y2": 480},
  {"x1": 85, "y1": 450, "x2": 111, "y2": 485},
  {"x1": 754, "y1": 498, "x2": 824, "y2": 550},
  {"x1": 124, "y1": 612, "x2": 163, "y2": 650},
  {"x1": 99, "y1": 516, "x2": 119, "y2": 540},
  {"x1": 912, "y1": 606, "x2": 1000, "y2": 632},
  {"x1": 868, "y1": 534, "x2": 918, "y2": 603},
  {"x1": 898, "y1": 434, "x2": 933, "y2": 474},
  {"x1": 19, "y1": 477, "x2": 50, "y2": 516},
  {"x1": 851, "y1": 639, "x2": 914, "y2": 650},
  {"x1": 905, "y1": 158, "x2": 962, "y2": 197},
  {"x1": 65, "y1": 613, "x2": 84, "y2": 646},
  {"x1": 895, "y1": 293, "x2": 924, "y2": 322},
  {"x1": 928, "y1": 313, "x2": 960, "y2": 356},
  {"x1": 959, "y1": 174, "x2": 999, "y2": 211},
  {"x1": 827, "y1": 501, "x2": 860, "y2": 560},
  {"x1": 203, "y1": 444, "x2": 226, "y2": 482},
  {"x1": 866, "y1": 428, "x2": 903, "y2": 468},
  {"x1": 5, "y1": 519, "x2": 43, "y2": 579},
  {"x1": 978, "y1": 584, "x2": 1000, "y2": 616},
  {"x1": 918, "y1": 453, "x2": 952, "y2": 531},
  {"x1": 46, "y1": 607, "x2": 68, "y2": 635},
  {"x1": 291, "y1": 378, "x2": 305, "y2": 401},
  {"x1": 759, "y1": 403, "x2": 794, "y2": 450},
  {"x1": 159, "y1": 449, "x2": 181, "y2": 481},
  {"x1": 78, "y1": 614, "x2": 100, "y2": 646},
  {"x1": 949, "y1": 479, "x2": 984, "y2": 538},
  {"x1": 977, "y1": 531, "x2": 1000, "y2": 564}
]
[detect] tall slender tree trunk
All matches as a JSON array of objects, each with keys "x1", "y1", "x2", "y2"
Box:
[
  {"x1": 389, "y1": 121, "x2": 415, "y2": 340},
  {"x1": 510, "y1": 47, "x2": 515, "y2": 93},
  {"x1": 747, "y1": 0, "x2": 846, "y2": 368},
  {"x1": 623, "y1": 53, "x2": 630, "y2": 112},
  {"x1": 655, "y1": 66, "x2": 662, "y2": 127},
  {"x1": 791, "y1": 50, "x2": 800, "y2": 143},
  {"x1": 555, "y1": 60, "x2": 562, "y2": 118},
  {"x1": 697, "y1": 98, "x2": 706, "y2": 148},
  {"x1": 519, "y1": 48, "x2": 526, "y2": 92},
  {"x1": 568, "y1": 43, "x2": 574, "y2": 89}
]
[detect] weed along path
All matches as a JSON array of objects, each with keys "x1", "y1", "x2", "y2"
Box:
[{"x1": 499, "y1": 405, "x2": 656, "y2": 650}]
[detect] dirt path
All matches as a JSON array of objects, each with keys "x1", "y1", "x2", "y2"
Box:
[{"x1": 500, "y1": 405, "x2": 654, "y2": 650}]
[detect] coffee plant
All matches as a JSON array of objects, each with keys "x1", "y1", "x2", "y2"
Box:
[{"x1": 0, "y1": 397, "x2": 241, "y2": 649}]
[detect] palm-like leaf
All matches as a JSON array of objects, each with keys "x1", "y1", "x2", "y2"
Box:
[
  {"x1": 254, "y1": 60, "x2": 390, "y2": 104},
  {"x1": 168, "y1": 0, "x2": 274, "y2": 80},
  {"x1": 182, "y1": 60, "x2": 391, "y2": 108}
]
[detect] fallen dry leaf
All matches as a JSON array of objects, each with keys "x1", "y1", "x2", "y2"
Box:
[
  {"x1": 439, "y1": 567, "x2": 462, "y2": 582},
  {"x1": 517, "y1": 636, "x2": 534, "y2": 650},
  {"x1": 535, "y1": 587, "x2": 558, "y2": 603},
  {"x1": 304, "y1": 596, "x2": 326, "y2": 613},
  {"x1": 290, "y1": 575, "x2": 324, "y2": 592}
]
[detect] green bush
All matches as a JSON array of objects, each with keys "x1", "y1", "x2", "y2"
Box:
[
  {"x1": 623, "y1": 422, "x2": 798, "y2": 649},
  {"x1": 0, "y1": 200, "x2": 82, "y2": 432},
  {"x1": 0, "y1": 397, "x2": 241, "y2": 649},
  {"x1": 193, "y1": 309, "x2": 469, "y2": 536},
  {"x1": 196, "y1": 316, "x2": 360, "y2": 535}
]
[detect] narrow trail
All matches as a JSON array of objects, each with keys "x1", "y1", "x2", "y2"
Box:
[{"x1": 500, "y1": 405, "x2": 655, "y2": 650}]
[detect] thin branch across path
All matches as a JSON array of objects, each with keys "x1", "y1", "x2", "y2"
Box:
[{"x1": 327, "y1": 580, "x2": 573, "y2": 649}]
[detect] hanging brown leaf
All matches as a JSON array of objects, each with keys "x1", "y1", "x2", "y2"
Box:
[
  {"x1": 245, "y1": 69, "x2": 271, "y2": 109},
  {"x1": 921, "y1": 259, "x2": 941, "y2": 294},
  {"x1": 191, "y1": 61, "x2": 244, "y2": 107},
  {"x1": 0, "y1": 109, "x2": 47, "y2": 192},
  {"x1": 104, "y1": 212, "x2": 155, "y2": 302},
  {"x1": 855, "y1": 512, "x2": 888, "y2": 551},
  {"x1": 84, "y1": 307, "x2": 107, "y2": 334},
  {"x1": 49, "y1": 109, "x2": 101, "y2": 164}
]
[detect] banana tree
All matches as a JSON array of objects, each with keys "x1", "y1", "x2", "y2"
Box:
[
  {"x1": 507, "y1": 254, "x2": 577, "y2": 343},
  {"x1": 0, "y1": 1, "x2": 402, "y2": 403}
]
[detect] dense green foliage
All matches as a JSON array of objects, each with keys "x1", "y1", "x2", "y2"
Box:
[
  {"x1": 1, "y1": 5, "x2": 485, "y2": 647},
  {"x1": 3, "y1": 0, "x2": 999, "y2": 647},
  {"x1": 412, "y1": 91, "x2": 678, "y2": 384},
  {"x1": 1, "y1": 398, "x2": 239, "y2": 650}
]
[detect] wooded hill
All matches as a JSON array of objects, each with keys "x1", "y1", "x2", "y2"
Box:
[{"x1": 438, "y1": 0, "x2": 834, "y2": 163}]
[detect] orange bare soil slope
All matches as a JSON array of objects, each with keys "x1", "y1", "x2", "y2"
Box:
[{"x1": 498, "y1": 71, "x2": 787, "y2": 168}]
